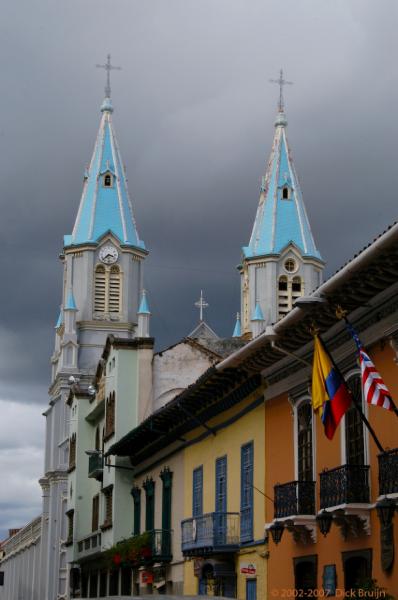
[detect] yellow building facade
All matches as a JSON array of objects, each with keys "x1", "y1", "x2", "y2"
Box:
[{"x1": 182, "y1": 388, "x2": 267, "y2": 599}]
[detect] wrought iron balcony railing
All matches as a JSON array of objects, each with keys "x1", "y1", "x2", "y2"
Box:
[
  {"x1": 88, "y1": 453, "x2": 103, "y2": 480},
  {"x1": 181, "y1": 512, "x2": 240, "y2": 556},
  {"x1": 378, "y1": 448, "x2": 398, "y2": 496},
  {"x1": 274, "y1": 480, "x2": 316, "y2": 518},
  {"x1": 320, "y1": 464, "x2": 370, "y2": 509},
  {"x1": 147, "y1": 529, "x2": 172, "y2": 563}
]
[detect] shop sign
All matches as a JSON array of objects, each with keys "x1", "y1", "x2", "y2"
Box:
[
  {"x1": 141, "y1": 571, "x2": 153, "y2": 584},
  {"x1": 240, "y1": 562, "x2": 256, "y2": 575}
]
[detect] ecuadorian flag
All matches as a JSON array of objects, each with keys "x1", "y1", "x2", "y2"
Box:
[{"x1": 312, "y1": 335, "x2": 352, "y2": 439}]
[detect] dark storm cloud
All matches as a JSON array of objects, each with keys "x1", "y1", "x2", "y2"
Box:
[
  {"x1": 0, "y1": 0, "x2": 397, "y2": 533},
  {"x1": 1, "y1": 0, "x2": 397, "y2": 391}
]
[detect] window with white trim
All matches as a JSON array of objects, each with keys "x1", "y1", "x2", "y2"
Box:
[{"x1": 94, "y1": 264, "x2": 121, "y2": 316}]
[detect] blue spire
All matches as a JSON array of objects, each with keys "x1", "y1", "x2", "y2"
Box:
[
  {"x1": 252, "y1": 302, "x2": 264, "y2": 322},
  {"x1": 55, "y1": 309, "x2": 63, "y2": 329},
  {"x1": 243, "y1": 109, "x2": 322, "y2": 261},
  {"x1": 65, "y1": 290, "x2": 77, "y2": 311},
  {"x1": 232, "y1": 313, "x2": 241, "y2": 337},
  {"x1": 138, "y1": 289, "x2": 150, "y2": 314},
  {"x1": 64, "y1": 98, "x2": 146, "y2": 251}
]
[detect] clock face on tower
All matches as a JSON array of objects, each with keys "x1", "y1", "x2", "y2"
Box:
[{"x1": 99, "y1": 245, "x2": 118, "y2": 264}]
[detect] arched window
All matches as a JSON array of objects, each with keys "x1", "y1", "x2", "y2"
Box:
[
  {"x1": 93, "y1": 264, "x2": 121, "y2": 317},
  {"x1": 282, "y1": 186, "x2": 290, "y2": 200},
  {"x1": 103, "y1": 173, "x2": 113, "y2": 187}
]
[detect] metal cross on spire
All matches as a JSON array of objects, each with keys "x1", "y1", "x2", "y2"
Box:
[
  {"x1": 269, "y1": 68, "x2": 293, "y2": 112},
  {"x1": 195, "y1": 290, "x2": 209, "y2": 322},
  {"x1": 96, "y1": 54, "x2": 121, "y2": 99}
]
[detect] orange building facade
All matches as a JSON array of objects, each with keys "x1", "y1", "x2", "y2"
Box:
[{"x1": 264, "y1": 341, "x2": 397, "y2": 596}]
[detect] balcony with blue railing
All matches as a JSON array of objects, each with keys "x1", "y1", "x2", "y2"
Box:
[{"x1": 181, "y1": 512, "x2": 240, "y2": 557}]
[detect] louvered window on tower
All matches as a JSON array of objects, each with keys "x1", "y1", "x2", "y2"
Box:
[
  {"x1": 94, "y1": 265, "x2": 106, "y2": 313},
  {"x1": 94, "y1": 264, "x2": 121, "y2": 318},
  {"x1": 278, "y1": 276, "x2": 289, "y2": 319},
  {"x1": 292, "y1": 276, "x2": 302, "y2": 301},
  {"x1": 109, "y1": 266, "x2": 121, "y2": 313},
  {"x1": 278, "y1": 275, "x2": 303, "y2": 319}
]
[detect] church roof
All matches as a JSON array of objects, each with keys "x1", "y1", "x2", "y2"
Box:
[
  {"x1": 188, "y1": 320, "x2": 219, "y2": 341},
  {"x1": 243, "y1": 109, "x2": 322, "y2": 261},
  {"x1": 65, "y1": 97, "x2": 145, "y2": 251}
]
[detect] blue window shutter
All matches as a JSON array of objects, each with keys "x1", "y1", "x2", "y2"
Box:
[
  {"x1": 215, "y1": 456, "x2": 227, "y2": 513},
  {"x1": 192, "y1": 466, "x2": 203, "y2": 517},
  {"x1": 240, "y1": 442, "x2": 254, "y2": 542}
]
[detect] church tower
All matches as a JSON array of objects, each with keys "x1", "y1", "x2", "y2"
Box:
[
  {"x1": 240, "y1": 71, "x2": 324, "y2": 337},
  {"x1": 41, "y1": 57, "x2": 148, "y2": 600}
]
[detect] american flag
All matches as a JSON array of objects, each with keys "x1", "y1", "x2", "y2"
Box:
[
  {"x1": 345, "y1": 320, "x2": 393, "y2": 411},
  {"x1": 359, "y1": 347, "x2": 393, "y2": 411}
]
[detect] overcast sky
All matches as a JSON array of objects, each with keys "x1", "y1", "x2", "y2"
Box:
[{"x1": 0, "y1": 0, "x2": 397, "y2": 538}]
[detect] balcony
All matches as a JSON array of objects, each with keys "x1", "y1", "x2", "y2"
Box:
[
  {"x1": 149, "y1": 529, "x2": 172, "y2": 562},
  {"x1": 108, "y1": 530, "x2": 172, "y2": 567},
  {"x1": 320, "y1": 464, "x2": 370, "y2": 508},
  {"x1": 274, "y1": 481, "x2": 316, "y2": 518},
  {"x1": 88, "y1": 453, "x2": 103, "y2": 480},
  {"x1": 181, "y1": 512, "x2": 240, "y2": 557},
  {"x1": 378, "y1": 448, "x2": 398, "y2": 496},
  {"x1": 76, "y1": 532, "x2": 102, "y2": 560}
]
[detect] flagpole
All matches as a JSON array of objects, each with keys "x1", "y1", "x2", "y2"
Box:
[
  {"x1": 342, "y1": 314, "x2": 398, "y2": 420},
  {"x1": 317, "y1": 334, "x2": 386, "y2": 454}
]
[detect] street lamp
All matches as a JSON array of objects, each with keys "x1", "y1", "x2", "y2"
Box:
[
  {"x1": 269, "y1": 521, "x2": 284, "y2": 545},
  {"x1": 316, "y1": 510, "x2": 333, "y2": 537}
]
